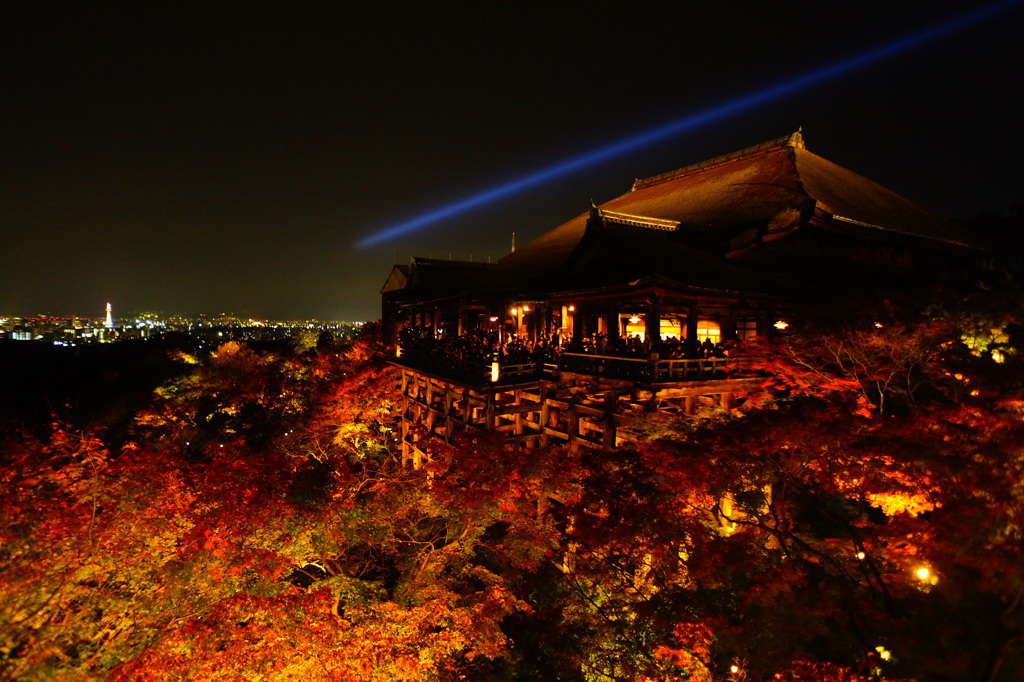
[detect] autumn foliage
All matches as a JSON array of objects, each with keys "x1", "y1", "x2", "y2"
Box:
[{"x1": 2, "y1": 314, "x2": 1024, "y2": 680}]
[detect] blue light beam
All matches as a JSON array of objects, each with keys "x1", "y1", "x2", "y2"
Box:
[{"x1": 357, "y1": 0, "x2": 1020, "y2": 248}]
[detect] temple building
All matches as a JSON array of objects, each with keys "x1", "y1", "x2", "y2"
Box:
[{"x1": 380, "y1": 131, "x2": 988, "y2": 463}]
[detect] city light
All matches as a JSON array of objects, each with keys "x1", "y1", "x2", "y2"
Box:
[
  {"x1": 1, "y1": 310, "x2": 364, "y2": 347},
  {"x1": 355, "y1": 0, "x2": 1018, "y2": 248}
]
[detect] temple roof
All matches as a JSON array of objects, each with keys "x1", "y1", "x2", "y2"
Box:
[
  {"x1": 497, "y1": 131, "x2": 982, "y2": 278},
  {"x1": 382, "y1": 258, "x2": 502, "y2": 304},
  {"x1": 536, "y1": 207, "x2": 763, "y2": 298}
]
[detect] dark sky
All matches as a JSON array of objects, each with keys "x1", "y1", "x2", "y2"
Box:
[{"x1": 3, "y1": 1, "x2": 1023, "y2": 321}]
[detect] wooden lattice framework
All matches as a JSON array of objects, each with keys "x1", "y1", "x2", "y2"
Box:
[{"x1": 394, "y1": 360, "x2": 763, "y2": 467}]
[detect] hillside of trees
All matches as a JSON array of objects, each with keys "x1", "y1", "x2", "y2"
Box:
[{"x1": 2, "y1": 301, "x2": 1024, "y2": 681}]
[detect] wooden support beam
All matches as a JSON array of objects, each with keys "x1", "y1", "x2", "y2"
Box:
[
  {"x1": 540, "y1": 384, "x2": 551, "y2": 447},
  {"x1": 485, "y1": 394, "x2": 495, "y2": 429},
  {"x1": 392, "y1": 366, "x2": 760, "y2": 463},
  {"x1": 567, "y1": 401, "x2": 579, "y2": 444},
  {"x1": 603, "y1": 391, "x2": 617, "y2": 449},
  {"x1": 444, "y1": 386, "x2": 454, "y2": 444}
]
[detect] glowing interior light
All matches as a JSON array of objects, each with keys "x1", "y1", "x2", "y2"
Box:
[
  {"x1": 629, "y1": 315, "x2": 642, "y2": 324},
  {"x1": 510, "y1": 307, "x2": 519, "y2": 316},
  {"x1": 354, "y1": 1, "x2": 1017, "y2": 248},
  {"x1": 916, "y1": 567, "x2": 931, "y2": 581},
  {"x1": 522, "y1": 305, "x2": 531, "y2": 312},
  {"x1": 489, "y1": 316, "x2": 498, "y2": 322},
  {"x1": 874, "y1": 321, "x2": 884, "y2": 328},
  {"x1": 568, "y1": 305, "x2": 576, "y2": 312},
  {"x1": 774, "y1": 320, "x2": 789, "y2": 330}
]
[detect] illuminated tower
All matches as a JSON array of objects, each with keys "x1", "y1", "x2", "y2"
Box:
[{"x1": 104, "y1": 302, "x2": 114, "y2": 328}]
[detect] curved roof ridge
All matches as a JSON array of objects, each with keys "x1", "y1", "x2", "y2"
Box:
[
  {"x1": 790, "y1": 146, "x2": 984, "y2": 248},
  {"x1": 631, "y1": 129, "x2": 805, "y2": 191}
]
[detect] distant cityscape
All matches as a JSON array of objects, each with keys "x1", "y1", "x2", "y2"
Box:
[{"x1": 0, "y1": 303, "x2": 365, "y2": 347}]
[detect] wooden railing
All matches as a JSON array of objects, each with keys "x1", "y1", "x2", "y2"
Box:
[
  {"x1": 394, "y1": 348, "x2": 542, "y2": 385},
  {"x1": 395, "y1": 346, "x2": 733, "y2": 384},
  {"x1": 559, "y1": 352, "x2": 728, "y2": 381}
]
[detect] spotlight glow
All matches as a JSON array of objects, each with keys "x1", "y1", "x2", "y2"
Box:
[{"x1": 356, "y1": 0, "x2": 1021, "y2": 248}]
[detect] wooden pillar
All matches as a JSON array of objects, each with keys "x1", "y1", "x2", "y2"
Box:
[
  {"x1": 602, "y1": 390, "x2": 617, "y2": 448},
  {"x1": 514, "y1": 389, "x2": 524, "y2": 436},
  {"x1": 687, "y1": 304, "x2": 699, "y2": 341},
  {"x1": 572, "y1": 306, "x2": 585, "y2": 348},
  {"x1": 721, "y1": 307, "x2": 736, "y2": 342},
  {"x1": 721, "y1": 392, "x2": 735, "y2": 410},
  {"x1": 540, "y1": 385, "x2": 551, "y2": 447},
  {"x1": 605, "y1": 307, "x2": 619, "y2": 342},
  {"x1": 485, "y1": 392, "x2": 496, "y2": 430},
  {"x1": 401, "y1": 394, "x2": 410, "y2": 465},
  {"x1": 425, "y1": 403, "x2": 435, "y2": 437},
  {"x1": 567, "y1": 400, "x2": 579, "y2": 445},
  {"x1": 646, "y1": 296, "x2": 662, "y2": 345},
  {"x1": 444, "y1": 386, "x2": 454, "y2": 443}
]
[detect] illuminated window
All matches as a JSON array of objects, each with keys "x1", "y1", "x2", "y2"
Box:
[
  {"x1": 696, "y1": 320, "x2": 720, "y2": 344},
  {"x1": 623, "y1": 314, "x2": 645, "y2": 341},
  {"x1": 660, "y1": 317, "x2": 683, "y2": 338}
]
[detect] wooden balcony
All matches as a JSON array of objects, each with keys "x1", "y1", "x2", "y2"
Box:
[
  {"x1": 390, "y1": 345, "x2": 764, "y2": 465},
  {"x1": 392, "y1": 346, "x2": 734, "y2": 387}
]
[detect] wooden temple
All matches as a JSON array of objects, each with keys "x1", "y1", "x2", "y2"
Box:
[{"x1": 380, "y1": 131, "x2": 987, "y2": 464}]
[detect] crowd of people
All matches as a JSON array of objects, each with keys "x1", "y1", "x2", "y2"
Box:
[{"x1": 397, "y1": 325, "x2": 730, "y2": 379}]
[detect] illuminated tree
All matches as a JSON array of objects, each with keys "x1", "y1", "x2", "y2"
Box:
[{"x1": 3, "y1": 317, "x2": 1023, "y2": 680}]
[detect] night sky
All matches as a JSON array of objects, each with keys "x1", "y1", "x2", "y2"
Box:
[{"x1": 3, "y1": 1, "x2": 1023, "y2": 322}]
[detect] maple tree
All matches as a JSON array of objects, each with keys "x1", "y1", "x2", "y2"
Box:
[{"x1": 2, "y1": 313, "x2": 1023, "y2": 680}]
